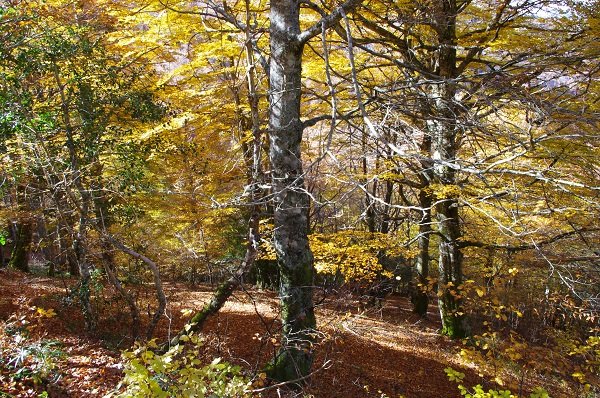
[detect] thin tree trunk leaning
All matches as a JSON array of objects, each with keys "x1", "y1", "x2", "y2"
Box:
[
  {"x1": 105, "y1": 235, "x2": 166, "y2": 339},
  {"x1": 97, "y1": 235, "x2": 139, "y2": 338},
  {"x1": 164, "y1": 216, "x2": 260, "y2": 350},
  {"x1": 103, "y1": 258, "x2": 141, "y2": 340}
]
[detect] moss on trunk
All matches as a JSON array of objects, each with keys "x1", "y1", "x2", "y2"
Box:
[{"x1": 9, "y1": 221, "x2": 32, "y2": 273}]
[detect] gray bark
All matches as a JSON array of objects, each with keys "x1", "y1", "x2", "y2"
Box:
[
  {"x1": 265, "y1": 0, "x2": 363, "y2": 380},
  {"x1": 429, "y1": 0, "x2": 468, "y2": 338},
  {"x1": 266, "y1": 0, "x2": 316, "y2": 381},
  {"x1": 412, "y1": 189, "x2": 431, "y2": 317}
]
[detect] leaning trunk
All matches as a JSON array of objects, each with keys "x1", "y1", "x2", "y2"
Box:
[{"x1": 165, "y1": 213, "x2": 259, "y2": 350}]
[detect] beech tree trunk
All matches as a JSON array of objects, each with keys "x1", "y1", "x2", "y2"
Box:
[
  {"x1": 266, "y1": 0, "x2": 316, "y2": 381},
  {"x1": 430, "y1": 0, "x2": 468, "y2": 338}
]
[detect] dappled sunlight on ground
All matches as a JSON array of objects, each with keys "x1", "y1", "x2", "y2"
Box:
[{"x1": 0, "y1": 269, "x2": 578, "y2": 397}]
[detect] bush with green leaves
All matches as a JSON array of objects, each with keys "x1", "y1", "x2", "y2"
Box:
[
  {"x1": 108, "y1": 333, "x2": 253, "y2": 398},
  {"x1": 444, "y1": 368, "x2": 549, "y2": 398}
]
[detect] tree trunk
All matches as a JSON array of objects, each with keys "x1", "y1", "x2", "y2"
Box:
[
  {"x1": 265, "y1": 0, "x2": 316, "y2": 381},
  {"x1": 164, "y1": 5, "x2": 266, "y2": 350},
  {"x1": 36, "y1": 211, "x2": 57, "y2": 276},
  {"x1": 72, "y1": 200, "x2": 95, "y2": 331},
  {"x1": 105, "y1": 236, "x2": 166, "y2": 339},
  {"x1": 412, "y1": 189, "x2": 431, "y2": 316},
  {"x1": 429, "y1": 0, "x2": 468, "y2": 338},
  {"x1": 1, "y1": 223, "x2": 9, "y2": 267},
  {"x1": 164, "y1": 210, "x2": 260, "y2": 350},
  {"x1": 53, "y1": 62, "x2": 95, "y2": 330},
  {"x1": 9, "y1": 220, "x2": 32, "y2": 273},
  {"x1": 411, "y1": 126, "x2": 434, "y2": 316}
]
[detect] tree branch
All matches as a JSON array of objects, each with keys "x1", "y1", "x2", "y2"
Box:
[
  {"x1": 297, "y1": 0, "x2": 363, "y2": 45},
  {"x1": 459, "y1": 228, "x2": 600, "y2": 251}
]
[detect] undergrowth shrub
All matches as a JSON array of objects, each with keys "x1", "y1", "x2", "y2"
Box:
[
  {"x1": 445, "y1": 367, "x2": 548, "y2": 398},
  {"x1": 0, "y1": 312, "x2": 64, "y2": 387},
  {"x1": 108, "y1": 333, "x2": 252, "y2": 398}
]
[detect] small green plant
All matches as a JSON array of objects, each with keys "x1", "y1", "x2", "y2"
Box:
[
  {"x1": 444, "y1": 367, "x2": 549, "y2": 398},
  {"x1": 1, "y1": 317, "x2": 64, "y2": 386},
  {"x1": 1, "y1": 305, "x2": 64, "y2": 392},
  {"x1": 90, "y1": 268, "x2": 105, "y2": 293},
  {"x1": 108, "y1": 333, "x2": 252, "y2": 398},
  {"x1": 6, "y1": 339, "x2": 64, "y2": 384}
]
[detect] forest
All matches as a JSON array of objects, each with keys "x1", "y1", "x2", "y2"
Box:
[{"x1": 0, "y1": 0, "x2": 598, "y2": 396}]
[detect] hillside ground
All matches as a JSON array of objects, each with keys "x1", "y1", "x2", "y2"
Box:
[{"x1": 0, "y1": 268, "x2": 584, "y2": 397}]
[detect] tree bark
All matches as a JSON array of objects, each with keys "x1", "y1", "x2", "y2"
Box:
[
  {"x1": 8, "y1": 220, "x2": 32, "y2": 273},
  {"x1": 265, "y1": 0, "x2": 316, "y2": 381},
  {"x1": 105, "y1": 235, "x2": 166, "y2": 339},
  {"x1": 412, "y1": 189, "x2": 431, "y2": 316},
  {"x1": 164, "y1": 211, "x2": 260, "y2": 350},
  {"x1": 430, "y1": 0, "x2": 468, "y2": 338}
]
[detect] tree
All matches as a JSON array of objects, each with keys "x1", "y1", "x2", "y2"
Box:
[
  {"x1": 264, "y1": 0, "x2": 370, "y2": 381},
  {"x1": 0, "y1": 0, "x2": 166, "y2": 333},
  {"x1": 328, "y1": 0, "x2": 600, "y2": 338}
]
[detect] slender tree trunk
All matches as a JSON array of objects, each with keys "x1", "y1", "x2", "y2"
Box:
[
  {"x1": 412, "y1": 189, "x2": 431, "y2": 316},
  {"x1": 53, "y1": 61, "x2": 95, "y2": 330},
  {"x1": 105, "y1": 236, "x2": 166, "y2": 339},
  {"x1": 266, "y1": 0, "x2": 316, "y2": 381},
  {"x1": 363, "y1": 131, "x2": 376, "y2": 232},
  {"x1": 103, "y1": 258, "x2": 141, "y2": 339},
  {"x1": 34, "y1": 200, "x2": 57, "y2": 276},
  {"x1": 164, "y1": 3, "x2": 265, "y2": 348},
  {"x1": 72, "y1": 197, "x2": 95, "y2": 330},
  {"x1": 412, "y1": 128, "x2": 433, "y2": 316},
  {"x1": 93, "y1": 181, "x2": 141, "y2": 339},
  {"x1": 58, "y1": 224, "x2": 78, "y2": 276},
  {"x1": 379, "y1": 179, "x2": 394, "y2": 234},
  {"x1": 165, "y1": 208, "x2": 260, "y2": 349}
]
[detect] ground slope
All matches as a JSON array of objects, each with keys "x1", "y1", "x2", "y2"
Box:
[{"x1": 0, "y1": 269, "x2": 574, "y2": 397}]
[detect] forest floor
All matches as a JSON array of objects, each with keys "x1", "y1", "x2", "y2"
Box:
[{"x1": 0, "y1": 268, "x2": 582, "y2": 398}]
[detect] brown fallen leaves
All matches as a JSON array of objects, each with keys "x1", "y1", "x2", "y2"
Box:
[{"x1": 0, "y1": 269, "x2": 578, "y2": 398}]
